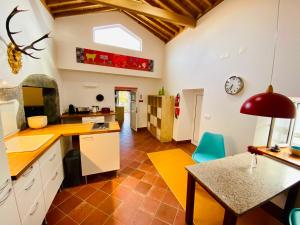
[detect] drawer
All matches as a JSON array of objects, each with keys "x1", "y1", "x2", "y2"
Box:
[
  {"x1": 82, "y1": 116, "x2": 104, "y2": 123},
  {"x1": 13, "y1": 163, "x2": 43, "y2": 221},
  {"x1": 13, "y1": 161, "x2": 39, "y2": 194},
  {"x1": 39, "y1": 141, "x2": 62, "y2": 186},
  {"x1": 0, "y1": 182, "x2": 21, "y2": 225},
  {"x1": 43, "y1": 164, "x2": 64, "y2": 211},
  {"x1": 22, "y1": 192, "x2": 45, "y2": 225}
]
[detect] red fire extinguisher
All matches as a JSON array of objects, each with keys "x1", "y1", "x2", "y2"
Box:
[{"x1": 175, "y1": 93, "x2": 180, "y2": 119}]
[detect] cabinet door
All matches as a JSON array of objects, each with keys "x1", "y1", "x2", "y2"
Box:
[
  {"x1": 80, "y1": 133, "x2": 120, "y2": 176},
  {"x1": 22, "y1": 192, "x2": 45, "y2": 225},
  {"x1": 39, "y1": 140, "x2": 62, "y2": 186},
  {"x1": 0, "y1": 182, "x2": 21, "y2": 225},
  {"x1": 82, "y1": 116, "x2": 104, "y2": 123},
  {"x1": 0, "y1": 142, "x2": 10, "y2": 185},
  {"x1": 43, "y1": 164, "x2": 64, "y2": 211}
]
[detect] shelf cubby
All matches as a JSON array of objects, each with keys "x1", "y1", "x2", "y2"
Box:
[{"x1": 146, "y1": 95, "x2": 174, "y2": 142}]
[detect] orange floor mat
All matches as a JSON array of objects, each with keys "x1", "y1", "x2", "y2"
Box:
[{"x1": 148, "y1": 149, "x2": 282, "y2": 225}]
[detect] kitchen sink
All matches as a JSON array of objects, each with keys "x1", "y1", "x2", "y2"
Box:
[
  {"x1": 92, "y1": 122, "x2": 109, "y2": 130},
  {"x1": 5, "y1": 134, "x2": 54, "y2": 153}
]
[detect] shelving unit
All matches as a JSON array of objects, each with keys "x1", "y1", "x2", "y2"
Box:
[{"x1": 147, "y1": 95, "x2": 174, "y2": 142}]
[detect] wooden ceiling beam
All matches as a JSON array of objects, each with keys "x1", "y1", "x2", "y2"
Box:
[
  {"x1": 138, "y1": 15, "x2": 174, "y2": 37},
  {"x1": 202, "y1": 0, "x2": 213, "y2": 8},
  {"x1": 47, "y1": 0, "x2": 87, "y2": 8},
  {"x1": 84, "y1": 0, "x2": 196, "y2": 27},
  {"x1": 153, "y1": 19, "x2": 179, "y2": 34},
  {"x1": 52, "y1": 5, "x2": 108, "y2": 14},
  {"x1": 165, "y1": 0, "x2": 194, "y2": 17},
  {"x1": 184, "y1": 0, "x2": 203, "y2": 14},
  {"x1": 140, "y1": 0, "x2": 180, "y2": 34},
  {"x1": 123, "y1": 11, "x2": 169, "y2": 42},
  {"x1": 53, "y1": 7, "x2": 116, "y2": 17}
]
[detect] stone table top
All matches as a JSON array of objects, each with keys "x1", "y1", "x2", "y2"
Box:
[{"x1": 186, "y1": 152, "x2": 300, "y2": 215}]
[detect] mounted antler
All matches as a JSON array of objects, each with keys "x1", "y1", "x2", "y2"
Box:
[{"x1": 6, "y1": 6, "x2": 50, "y2": 59}]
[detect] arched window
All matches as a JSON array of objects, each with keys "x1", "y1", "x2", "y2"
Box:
[{"x1": 93, "y1": 24, "x2": 142, "y2": 51}]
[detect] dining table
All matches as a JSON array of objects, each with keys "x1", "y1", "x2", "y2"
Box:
[{"x1": 185, "y1": 152, "x2": 300, "y2": 225}]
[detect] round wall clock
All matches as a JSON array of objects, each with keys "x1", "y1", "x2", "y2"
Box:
[{"x1": 225, "y1": 76, "x2": 244, "y2": 95}]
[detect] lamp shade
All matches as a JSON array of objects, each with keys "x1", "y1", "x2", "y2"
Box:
[{"x1": 240, "y1": 85, "x2": 296, "y2": 119}]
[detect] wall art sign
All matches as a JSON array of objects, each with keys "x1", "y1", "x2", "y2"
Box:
[{"x1": 76, "y1": 47, "x2": 154, "y2": 72}]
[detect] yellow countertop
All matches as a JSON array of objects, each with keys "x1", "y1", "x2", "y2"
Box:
[{"x1": 5, "y1": 122, "x2": 120, "y2": 180}]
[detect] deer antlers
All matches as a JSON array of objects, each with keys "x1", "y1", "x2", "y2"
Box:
[{"x1": 6, "y1": 6, "x2": 50, "y2": 59}]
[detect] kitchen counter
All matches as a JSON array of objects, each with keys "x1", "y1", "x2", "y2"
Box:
[
  {"x1": 5, "y1": 122, "x2": 120, "y2": 180},
  {"x1": 255, "y1": 146, "x2": 300, "y2": 169},
  {"x1": 61, "y1": 111, "x2": 116, "y2": 119}
]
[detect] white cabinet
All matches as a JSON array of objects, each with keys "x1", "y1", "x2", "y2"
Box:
[
  {"x1": 0, "y1": 142, "x2": 21, "y2": 225},
  {"x1": 12, "y1": 139, "x2": 64, "y2": 225},
  {"x1": 80, "y1": 132, "x2": 120, "y2": 176},
  {"x1": 43, "y1": 164, "x2": 63, "y2": 211},
  {"x1": 38, "y1": 140, "x2": 63, "y2": 212},
  {"x1": 82, "y1": 116, "x2": 104, "y2": 123},
  {"x1": 22, "y1": 192, "x2": 45, "y2": 225},
  {"x1": 13, "y1": 162, "x2": 44, "y2": 222},
  {"x1": 39, "y1": 141, "x2": 62, "y2": 184}
]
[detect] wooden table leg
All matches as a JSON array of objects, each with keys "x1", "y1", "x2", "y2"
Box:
[
  {"x1": 223, "y1": 209, "x2": 238, "y2": 225},
  {"x1": 283, "y1": 183, "x2": 299, "y2": 225},
  {"x1": 185, "y1": 173, "x2": 196, "y2": 225}
]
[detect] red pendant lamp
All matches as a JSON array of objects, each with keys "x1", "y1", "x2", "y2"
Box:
[
  {"x1": 240, "y1": 85, "x2": 296, "y2": 118},
  {"x1": 240, "y1": 0, "x2": 296, "y2": 119}
]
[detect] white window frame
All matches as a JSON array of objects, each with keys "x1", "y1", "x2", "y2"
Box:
[
  {"x1": 267, "y1": 103, "x2": 299, "y2": 147},
  {"x1": 92, "y1": 24, "x2": 142, "y2": 52}
]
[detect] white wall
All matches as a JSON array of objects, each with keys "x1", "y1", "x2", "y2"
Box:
[
  {"x1": 0, "y1": 0, "x2": 62, "y2": 91},
  {"x1": 163, "y1": 0, "x2": 300, "y2": 155},
  {"x1": 60, "y1": 69, "x2": 161, "y2": 128},
  {"x1": 54, "y1": 11, "x2": 165, "y2": 79}
]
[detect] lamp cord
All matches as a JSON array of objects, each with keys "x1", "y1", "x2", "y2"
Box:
[{"x1": 270, "y1": 0, "x2": 281, "y2": 85}]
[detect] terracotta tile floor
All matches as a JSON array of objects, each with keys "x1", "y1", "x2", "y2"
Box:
[{"x1": 46, "y1": 114, "x2": 195, "y2": 225}]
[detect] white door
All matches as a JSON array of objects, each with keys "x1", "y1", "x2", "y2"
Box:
[
  {"x1": 192, "y1": 94, "x2": 203, "y2": 145},
  {"x1": 130, "y1": 92, "x2": 138, "y2": 131}
]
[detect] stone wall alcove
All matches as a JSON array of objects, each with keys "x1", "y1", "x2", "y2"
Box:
[{"x1": 0, "y1": 74, "x2": 60, "y2": 130}]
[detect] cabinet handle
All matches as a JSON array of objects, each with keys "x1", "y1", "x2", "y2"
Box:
[
  {"x1": 25, "y1": 178, "x2": 35, "y2": 191},
  {"x1": 49, "y1": 153, "x2": 57, "y2": 162},
  {"x1": 0, "y1": 188, "x2": 12, "y2": 207},
  {"x1": 29, "y1": 202, "x2": 39, "y2": 216},
  {"x1": 22, "y1": 166, "x2": 33, "y2": 177},
  {"x1": 52, "y1": 171, "x2": 58, "y2": 181},
  {"x1": 0, "y1": 179, "x2": 9, "y2": 195}
]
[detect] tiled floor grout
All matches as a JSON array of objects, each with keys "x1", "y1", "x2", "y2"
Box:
[{"x1": 46, "y1": 117, "x2": 195, "y2": 225}]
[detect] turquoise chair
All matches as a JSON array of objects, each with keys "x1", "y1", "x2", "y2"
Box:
[
  {"x1": 290, "y1": 208, "x2": 300, "y2": 225},
  {"x1": 192, "y1": 132, "x2": 226, "y2": 163}
]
